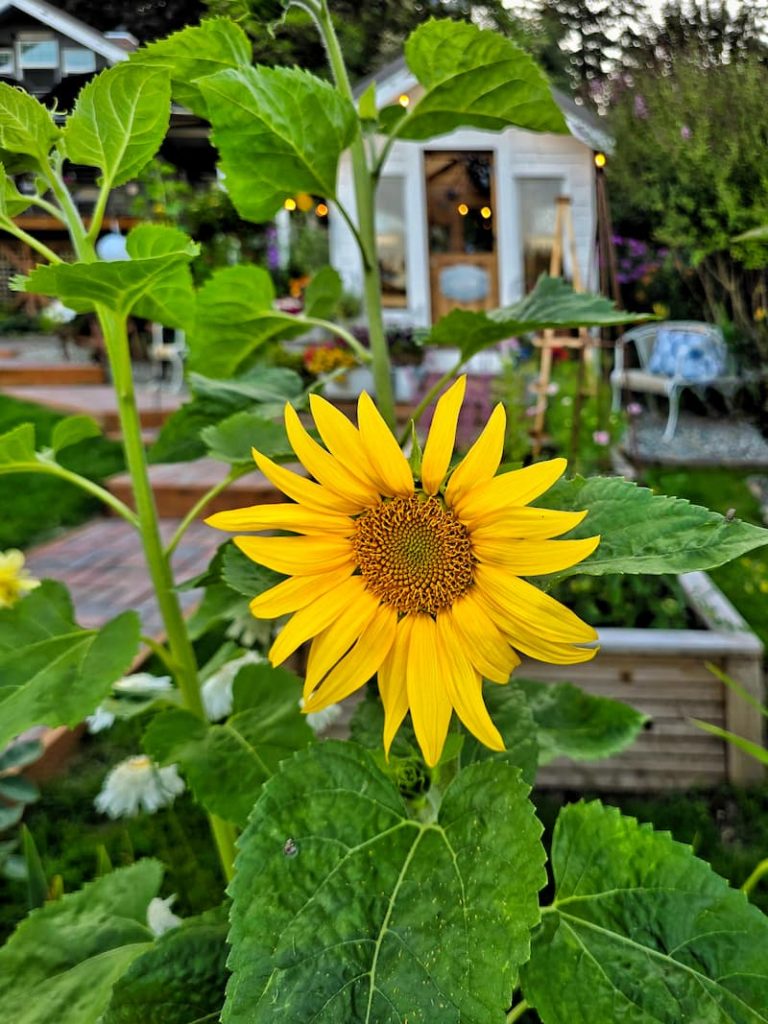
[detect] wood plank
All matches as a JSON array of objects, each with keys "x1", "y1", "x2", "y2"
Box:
[{"x1": 0, "y1": 362, "x2": 104, "y2": 385}]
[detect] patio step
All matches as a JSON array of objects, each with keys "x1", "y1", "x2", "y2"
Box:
[
  {"x1": 106, "y1": 458, "x2": 288, "y2": 518},
  {"x1": 0, "y1": 360, "x2": 105, "y2": 385},
  {"x1": 2, "y1": 384, "x2": 183, "y2": 433}
]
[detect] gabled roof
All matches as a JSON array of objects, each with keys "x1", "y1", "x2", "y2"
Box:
[
  {"x1": 0, "y1": 0, "x2": 128, "y2": 63},
  {"x1": 355, "y1": 54, "x2": 613, "y2": 153}
]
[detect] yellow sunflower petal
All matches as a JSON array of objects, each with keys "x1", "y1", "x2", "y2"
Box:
[
  {"x1": 249, "y1": 563, "x2": 355, "y2": 619},
  {"x1": 421, "y1": 376, "x2": 466, "y2": 495},
  {"x1": 454, "y1": 457, "x2": 567, "y2": 522},
  {"x1": 469, "y1": 507, "x2": 588, "y2": 542},
  {"x1": 235, "y1": 535, "x2": 353, "y2": 576},
  {"x1": 377, "y1": 615, "x2": 415, "y2": 757},
  {"x1": 448, "y1": 589, "x2": 520, "y2": 683},
  {"x1": 477, "y1": 589, "x2": 598, "y2": 665},
  {"x1": 406, "y1": 613, "x2": 452, "y2": 767},
  {"x1": 304, "y1": 589, "x2": 381, "y2": 695},
  {"x1": 206, "y1": 503, "x2": 353, "y2": 536},
  {"x1": 445, "y1": 403, "x2": 506, "y2": 506},
  {"x1": 284, "y1": 404, "x2": 378, "y2": 508},
  {"x1": 357, "y1": 392, "x2": 414, "y2": 497},
  {"x1": 303, "y1": 604, "x2": 397, "y2": 711},
  {"x1": 251, "y1": 448, "x2": 360, "y2": 515},
  {"x1": 308, "y1": 393, "x2": 380, "y2": 489},
  {"x1": 475, "y1": 563, "x2": 597, "y2": 643},
  {"x1": 473, "y1": 535, "x2": 600, "y2": 575},
  {"x1": 436, "y1": 614, "x2": 504, "y2": 751},
  {"x1": 268, "y1": 576, "x2": 367, "y2": 666}
]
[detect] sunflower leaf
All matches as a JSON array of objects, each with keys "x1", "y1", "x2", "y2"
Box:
[
  {"x1": 461, "y1": 683, "x2": 539, "y2": 783},
  {"x1": 387, "y1": 19, "x2": 566, "y2": 141},
  {"x1": 224, "y1": 741, "x2": 545, "y2": 1023},
  {"x1": 0, "y1": 581, "x2": 140, "y2": 750},
  {"x1": 521, "y1": 801, "x2": 768, "y2": 1021},
  {"x1": 0, "y1": 83, "x2": 60, "y2": 168},
  {"x1": 537, "y1": 474, "x2": 768, "y2": 578},
  {"x1": 303, "y1": 266, "x2": 343, "y2": 320},
  {"x1": 199, "y1": 66, "x2": 358, "y2": 222},
  {"x1": 200, "y1": 411, "x2": 292, "y2": 465},
  {"x1": 0, "y1": 860, "x2": 161, "y2": 1024},
  {"x1": 144, "y1": 665, "x2": 312, "y2": 827},
  {"x1": 512, "y1": 678, "x2": 646, "y2": 764},
  {"x1": 425, "y1": 276, "x2": 649, "y2": 360}
]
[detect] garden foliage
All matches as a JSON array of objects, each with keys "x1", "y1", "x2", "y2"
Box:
[{"x1": 1, "y1": 3, "x2": 768, "y2": 1021}]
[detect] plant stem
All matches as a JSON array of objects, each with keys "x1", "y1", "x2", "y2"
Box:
[
  {"x1": 300, "y1": 316, "x2": 372, "y2": 362},
  {"x1": 0, "y1": 219, "x2": 61, "y2": 264},
  {"x1": 398, "y1": 356, "x2": 465, "y2": 445},
  {"x1": 742, "y1": 857, "x2": 768, "y2": 896},
  {"x1": 86, "y1": 178, "x2": 111, "y2": 244},
  {"x1": 313, "y1": 0, "x2": 396, "y2": 427},
  {"x1": 0, "y1": 462, "x2": 138, "y2": 525},
  {"x1": 139, "y1": 634, "x2": 178, "y2": 675},
  {"x1": 506, "y1": 999, "x2": 529, "y2": 1022},
  {"x1": 165, "y1": 465, "x2": 250, "y2": 558}
]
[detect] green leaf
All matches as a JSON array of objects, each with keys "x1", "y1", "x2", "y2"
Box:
[
  {"x1": 144, "y1": 664, "x2": 312, "y2": 826},
  {"x1": 200, "y1": 66, "x2": 358, "y2": 222},
  {"x1": 63, "y1": 64, "x2": 171, "y2": 187},
  {"x1": 221, "y1": 542, "x2": 281, "y2": 599},
  {"x1": 21, "y1": 824, "x2": 47, "y2": 910},
  {"x1": 513, "y1": 678, "x2": 646, "y2": 764},
  {"x1": 358, "y1": 81, "x2": 378, "y2": 122},
  {"x1": 0, "y1": 738, "x2": 42, "y2": 772},
  {"x1": 189, "y1": 264, "x2": 305, "y2": 377},
  {"x1": 185, "y1": 584, "x2": 248, "y2": 641},
  {"x1": 19, "y1": 224, "x2": 198, "y2": 329},
  {"x1": 0, "y1": 860, "x2": 162, "y2": 1024},
  {"x1": 131, "y1": 17, "x2": 251, "y2": 118},
  {"x1": 50, "y1": 415, "x2": 101, "y2": 454},
  {"x1": 0, "y1": 581, "x2": 141, "y2": 750},
  {"x1": 0, "y1": 162, "x2": 32, "y2": 217},
  {"x1": 461, "y1": 683, "x2": 540, "y2": 783},
  {"x1": 387, "y1": 18, "x2": 566, "y2": 141},
  {"x1": 691, "y1": 719, "x2": 768, "y2": 767},
  {"x1": 0, "y1": 422, "x2": 35, "y2": 465},
  {"x1": 224, "y1": 742, "x2": 545, "y2": 1023},
  {"x1": 521, "y1": 801, "x2": 768, "y2": 1022},
  {"x1": 190, "y1": 366, "x2": 306, "y2": 411},
  {"x1": 103, "y1": 908, "x2": 228, "y2": 1024},
  {"x1": 426, "y1": 276, "x2": 650, "y2": 361},
  {"x1": 303, "y1": 265, "x2": 342, "y2": 320},
  {"x1": 200, "y1": 410, "x2": 292, "y2": 465},
  {"x1": 0, "y1": 775, "x2": 39, "y2": 803},
  {"x1": 537, "y1": 474, "x2": 768, "y2": 578},
  {"x1": 0, "y1": 83, "x2": 59, "y2": 166}
]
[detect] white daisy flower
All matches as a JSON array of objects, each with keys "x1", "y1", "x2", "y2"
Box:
[
  {"x1": 113, "y1": 673, "x2": 173, "y2": 696},
  {"x1": 299, "y1": 698, "x2": 343, "y2": 735},
  {"x1": 86, "y1": 706, "x2": 116, "y2": 734},
  {"x1": 202, "y1": 651, "x2": 265, "y2": 721},
  {"x1": 94, "y1": 755, "x2": 185, "y2": 819},
  {"x1": 147, "y1": 894, "x2": 182, "y2": 937}
]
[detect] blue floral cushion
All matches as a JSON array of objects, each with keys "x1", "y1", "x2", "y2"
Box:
[{"x1": 648, "y1": 329, "x2": 726, "y2": 381}]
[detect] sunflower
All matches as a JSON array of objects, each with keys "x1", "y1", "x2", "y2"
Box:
[
  {"x1": 0, "y1": 549, "x2": 40, "y2": 609},
  {"x1": 206, "y1": 377, "x2": 599, "y2": 766}
]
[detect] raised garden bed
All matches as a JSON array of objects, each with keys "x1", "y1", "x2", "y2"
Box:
[{"x1": 522, "y1": 571, "x2": 764, "y2": 791}]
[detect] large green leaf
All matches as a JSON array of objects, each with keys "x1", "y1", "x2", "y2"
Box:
[
  {"x1": 303, "y1": 265, "x2": 343, "y2": 320},
  {"x1": 0, "y1": 162, "x2": 33, "y2": 217},
  {"x1": 103, "y1": 908, "x2": 228, "y2": 1024},
  {"x1": 0, "y1": 580, "x2": 140, "y2": 749},
  {"x1": 131, "y1": 17, "x2": 251, "y2": 118},
  {"x1": 521, "y1": 801, "x2": 768, "y2": 1022},
  {"x1": 220, "y1": 542, "x2": 281, "y2": 599},
  {"x1": 200, "y1": 66, "x2": 358, "y2": 222},
  {"x1": 426, "y1": 276, "x2": 649, "y2": 360},
  {"x1": 512, "y1": 678, "x2": 646, "y2": 765},
  {"x1": 188, "y1": 264, "x2": 305, "y2": 377},
  {"x1": 224, "y1": 742, "x2": 545, "y2": 1023},
  {"x1": 0, "y1": 83, "x2": 59, "y2": 166},
  {"x1": 0, "y1": 860, "x2": 161, "y2": 1024},
  {"x1": 144, "y1": 664, "x2": 312, "y2": 826},
  {"x1": 63, "y1": 64, "x2": 170, "y2": 187},
  {"x1": 19, "y1": 224, "x2": 198, "y2": 330},
  {"x1": 384, "y1": 18, "x2": 566, "y2": 141},
  {"x1": 460, "y1": 683, "x2": 540, "y2": 783},
  {"x1": 537, "y1": 475, "x2": 768, "y2": 579},
  {"x1": 200, "y1": 411, "x2": 292, "y2": 465}
]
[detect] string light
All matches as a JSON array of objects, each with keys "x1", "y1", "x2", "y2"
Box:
[
  {"x1": 457, "y1": 203, "x2": 469, "y2": 216},
  {"x1": 284, "y1": 198, "x2": 297, "y2": 211},
  {"x1": 594, "y1": 152, "x2": 607, "y2": 168},
  {"x1": 398, "y1": 93, "x2": 410, "y2": 108},
  {"x1": 315, "y1": 203, "x2": 329, "y2": 217},
  {"x1": 480, "y1": 206, "x2": 492, "y2": 219}
]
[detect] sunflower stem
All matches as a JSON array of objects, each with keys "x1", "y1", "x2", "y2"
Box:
[
  {"x1": 742, "y1": 858, "x2": 768, "y2": 895},
  {"x1": 312, "y1": 0, "x2": 397, "y2": 428},
  {"x1": 398, "y1": 356, "x2": 466, "y2": 446},
  {"x1": 506, "y1": 998, "x2": 530, "y2": 1022}
]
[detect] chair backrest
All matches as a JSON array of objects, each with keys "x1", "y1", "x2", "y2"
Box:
[{"x1": 620, "y1": 320, "x2": 726, "y2": 373}]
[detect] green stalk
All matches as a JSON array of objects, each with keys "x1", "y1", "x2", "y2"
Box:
[
  {"x1": 742, "y1": 857, "x2": 768, "y2": 896},
  {"x1": 398, "y1": 356, "x2": 466, "y2": 446},
  {"x1": 0, "y1": 463, "x2": 138, "y2": 526},
  {"x1": 506, "y1": 999, "x2": 529, "y2": 1022},
  {"x1": 313, "y1": 0, "x2": 396, "y2": 427},
  {"x1": 0, "y1": 219, "x2": 61, "y2": 264},
  {"x1": 165, "y1": 464, "x2": 250, "y2": 558}
]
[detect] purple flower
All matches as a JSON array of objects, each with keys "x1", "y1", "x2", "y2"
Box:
[
  {"x1": 627, "y1": 402, "x2": 643, "y2": 417},
  {"x1": 680, "y1": 125, "x2": 691, "y2": 140},
  {"x1": 592, "y1": 430, "x2": 611, "y2": 446},
  {"x1": 634, "y1": 94, "x2": 648, "y2": 119}
]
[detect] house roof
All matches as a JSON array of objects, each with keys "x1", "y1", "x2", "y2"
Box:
[
  {"x1": 0, "y1": 0, "x2": 129, "y2": 63},
  {"x1": 354, "y1": 54, "x2": 613, "y2": 153}
]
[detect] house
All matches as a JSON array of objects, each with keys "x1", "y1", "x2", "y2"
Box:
[{"x1": 330, "y1": 57, "x2": 613, "y2": 327}]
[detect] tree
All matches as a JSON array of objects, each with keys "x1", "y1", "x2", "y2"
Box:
[{"x1": 57, "y1": 0, "x2": 204, "y2": 40}]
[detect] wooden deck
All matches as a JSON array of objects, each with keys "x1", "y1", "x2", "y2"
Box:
[
  {"x1": 0, "y1": 361, "x2": 105, "y2": 385},
  {"x1": 2, "y1": 384, "x2": 183, "y2": 431}
]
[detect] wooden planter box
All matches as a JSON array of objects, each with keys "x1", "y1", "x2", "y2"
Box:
[{"x1": 521, "y1": 571, "x2": 764, "y2": 791}]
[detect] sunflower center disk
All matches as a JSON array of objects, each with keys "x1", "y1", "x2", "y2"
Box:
[{"x1": 353, "y1": 494, "x2": 475, "y2": 615}]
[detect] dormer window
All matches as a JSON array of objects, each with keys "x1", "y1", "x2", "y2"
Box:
[
  {"x1": 18, "y1": 34, "x2": 59, "y2": 70},
  {"x1": 62, "y1": 48, "x2": 96, "y2": 75}
]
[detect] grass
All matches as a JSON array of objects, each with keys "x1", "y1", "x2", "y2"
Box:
[
  {"x1": 643, "y1": 466, "x2": 768, "y2": 647},
  {"x1": 0, "y1": 395, "x2": 124, "y2": 549}
]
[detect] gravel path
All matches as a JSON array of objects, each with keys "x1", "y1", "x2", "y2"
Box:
[{"x1": 622, "y1": 413, "x2": 768, "y2": 468}]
